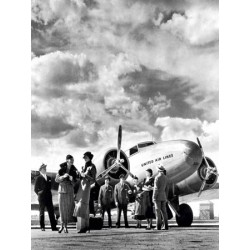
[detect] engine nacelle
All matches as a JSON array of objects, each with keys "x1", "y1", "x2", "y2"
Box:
[
  {"x1": 102, "y1": 148, "x2": 130, "y2": 180},
  {"x1": 175, "y1": 157, "x2": 218, "y2": 196}
]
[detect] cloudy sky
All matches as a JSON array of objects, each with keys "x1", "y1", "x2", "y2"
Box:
[{"x1": 31, "y1": 0, "x2": 219, "y2": 171}]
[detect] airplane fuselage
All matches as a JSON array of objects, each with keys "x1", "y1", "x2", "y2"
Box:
[{"x1": 124, "y1": 140, "x2": 203, "y2": 186}]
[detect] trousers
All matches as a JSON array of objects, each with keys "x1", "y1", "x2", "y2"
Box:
[
  {"x1": 101, "y1": 205, "x2": 112, "y2": 227},
  {"x1": 116, "y1": 204, "x2": 128, "y2": 227},
  {"x1": 39, "y1": 198, "x2": 57, "y2": 230},
  {"x1": 154, "y1": 200, "x2": 168, "y2": 230}
]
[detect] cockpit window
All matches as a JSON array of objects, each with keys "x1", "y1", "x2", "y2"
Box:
[
  {"x1": 138, "y1": 141, "x2": 155, "y2": 148},
  {"x1": 129, "y1": 145, "x2": 138, "y2": 156},
  {"x1": 129, "y1": 141, "x2": 155, "y2": 156}
]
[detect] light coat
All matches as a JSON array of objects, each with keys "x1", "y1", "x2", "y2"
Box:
[{"x1": 153, "y1": 173, "x2": 169, "y2": 202}]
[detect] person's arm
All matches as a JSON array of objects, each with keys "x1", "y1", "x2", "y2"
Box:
[
  {"x1": 165, "y1": 176, "x2": 169, "y2": 200},
  {"x1": 82, "y1": 165, "x2": 96, "y2": 184},
  {"x1": 55, "y1": 173, "x2": 67, "y2": 183},
  {"x1": 110, "y1": 186, "x2": 114, "y2": 203},
  {"x1": 34, "y1": 177, "x2": 41, "y2": 195},
  {"x1": 98, "y1": 187, "x2": 102, "y2": 206},
  {"x1": 114, "y1": 185, "x2": 118, "y2": 205},
  {"x1": 127, "y1": 184, "x2": 132, "y2": 194},
  {"x1": 152, "y1": 177, "x2": 159, "y2": 202}
]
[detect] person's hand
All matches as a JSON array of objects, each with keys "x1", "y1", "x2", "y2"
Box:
[
  {"x1": 63, "y1": 173, "x2": 69, "y2": 178},
  {"x1": 81, "y1": 172, "x2": 85, "y2": 177},
  {"x1": 115, "y1": 202, "x2": 118, "y2": 207},
  {"x1": 128, "y1": 190, "x2": 132, "y2": 194},
  {"x1": 69, "y1": 175, "x2": 73, "y2": 181},
  {"x1": 38, "y1": 190, "x2": 43, "y2": 195},
  {"x1": 98, "y1": 203, "x2": 101, "y2": 207}
]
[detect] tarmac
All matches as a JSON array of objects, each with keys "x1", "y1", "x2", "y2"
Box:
[{"x1": 31, "y1": 221, "x2": 219, "y2": 250}]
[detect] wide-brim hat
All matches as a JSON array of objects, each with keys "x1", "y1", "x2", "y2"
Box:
[
  {"x1": 157, "y1": 164, "x2": 165, "y2": 172},
  {"x1": 39, "y1": 163, "x2": 47, "y2": 171},
  {"x1": 83, "y1": 151, "x2": 94, "y2": 160}
]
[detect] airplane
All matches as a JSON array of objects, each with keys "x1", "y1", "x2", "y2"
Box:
[{"x1": 31, "y1": 125, "x2": 219, "y2": 227}]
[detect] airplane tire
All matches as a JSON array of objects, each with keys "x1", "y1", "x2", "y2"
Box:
[{"x1": 176, "y1": 203, "x2": 193, "y2": 227}]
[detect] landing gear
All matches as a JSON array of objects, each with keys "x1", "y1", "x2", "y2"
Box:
[{"x1": 176, "y1": 203, "x2": 193, "y2": 227}]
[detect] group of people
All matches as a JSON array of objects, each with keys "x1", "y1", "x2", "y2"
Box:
[
  {"x1": 34, "y1": 152, "x2": 170, "y2": 234},
  {"x1": 34, "y1": 151, "x2": 96, "y2": 233},
  {"x1": 132, "y1": 166, "x2": 170, "y2": 230}
]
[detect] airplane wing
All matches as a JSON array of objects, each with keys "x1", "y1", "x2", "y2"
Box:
[{"x1": 179, "y1": 183, "x2": 219, "y2": 203}]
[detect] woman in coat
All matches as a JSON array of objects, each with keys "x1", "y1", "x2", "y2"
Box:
[
  {"x1": 142, "y1": 168, "x2": 155, "y2": 230},
  {"x1": 74, "y1": 173, "x2": 91, "y2": 233},
  {"x1": 74, "y1": 151, "x2": 96, "y2": 233},
  {"x1": 55, "y1": 154, "x2": 79, "y2": 233}
]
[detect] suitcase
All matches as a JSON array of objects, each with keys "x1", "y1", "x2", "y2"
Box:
[{"x1": 89, "y1": 216, "x2": 103, "y2": 230}]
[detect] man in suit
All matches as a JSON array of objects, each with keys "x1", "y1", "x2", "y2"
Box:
[
  {"x1": 152, "y1": 164, "x2": 169, "y2": 230},
  {"x1": 114, "y1": 174, "x2": 132, "y2": 228},
  {"x1": 34, "y1": 163, "x2": 57, "y2": 231},
  {"x1": 98, "y1": 176, "x2": 114, "y2": 228}
]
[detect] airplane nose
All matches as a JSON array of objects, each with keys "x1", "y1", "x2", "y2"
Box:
[{"x1": 183, "y1": 141, "x2": 203, "y2": 169}]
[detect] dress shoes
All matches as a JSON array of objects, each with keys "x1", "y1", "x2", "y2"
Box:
[
  {"x1": 125, "y1": 225, "x2": 130, "y2": 228},
  {"x1": 58, "y1": 227, "x2": 64, "y2": 233},
  {"x1": 41, "y1": 228, "x2": 45, "y2": 231},
  {"x1": 116, "y1": 225, "x2": 120, "y2": 228},
  {"x1": 64, "y1": 227, "x2": 68, "y2": 233},
  {"x1": 52, "y1": 228, "x2": 58, "y2": 231}
]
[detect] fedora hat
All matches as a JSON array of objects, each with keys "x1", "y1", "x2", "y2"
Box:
[
  {"x1": 39, "y1": 163, "x2": 47, "y2": 171},
  {"x1": 157, "y1": 164, "x2": 165, "y2": 172}
]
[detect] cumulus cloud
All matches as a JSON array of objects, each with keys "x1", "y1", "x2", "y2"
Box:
[
  {"x1": 31, "y1": 51, "x2": 97, "y2": 98},
  {"x1": 155, "y1": 5, "x2": 219, "y2": 46},
  {"x1": 31, "y1": 111, "x2": 76, "y2": 139},
  {"x1": 155, "y1": 116, "x2": 219, "y2": 152},
  {"x1": 147, "y1": 92, "x2": 171, "y2": 115},
  {"x1": 31, "y1": 0, "x2": 219, "y2": 170},
  {"x1": 32, "y1": 0, "x2": 87, "y2": 25}
]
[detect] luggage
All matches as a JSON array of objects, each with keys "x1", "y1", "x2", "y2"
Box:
[{"x1": 89, "y1": 216, "x2": 103, "y2": 230}]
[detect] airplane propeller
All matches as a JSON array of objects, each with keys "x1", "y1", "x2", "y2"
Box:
[
  {"x1": 117, "y1": 125, "x2": 122, "y2": 162},
  {"x1": 197, "y1": 137, "x2": 219, "y2": 197},
  {"x1": 96, "y1": 125, "x2": 135, "y2": 181}
]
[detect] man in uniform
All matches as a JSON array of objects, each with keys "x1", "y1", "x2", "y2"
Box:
[
  {"x1": 152, "y1": 164, "x2": 169, "y2": 230},
  {"x1": 34, "y1": 163, "x2": 57, "y2": 231},
  {"x1": 114, "y1": 174, "x2": 132, "y2": 228},
  {"x1": 98, "y1": 176, "x2": 114, "y2": 228}
]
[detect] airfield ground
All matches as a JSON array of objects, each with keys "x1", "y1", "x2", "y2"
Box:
[{"x1": 31, "y1": 220, "x2": 219, "y2": 250}]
